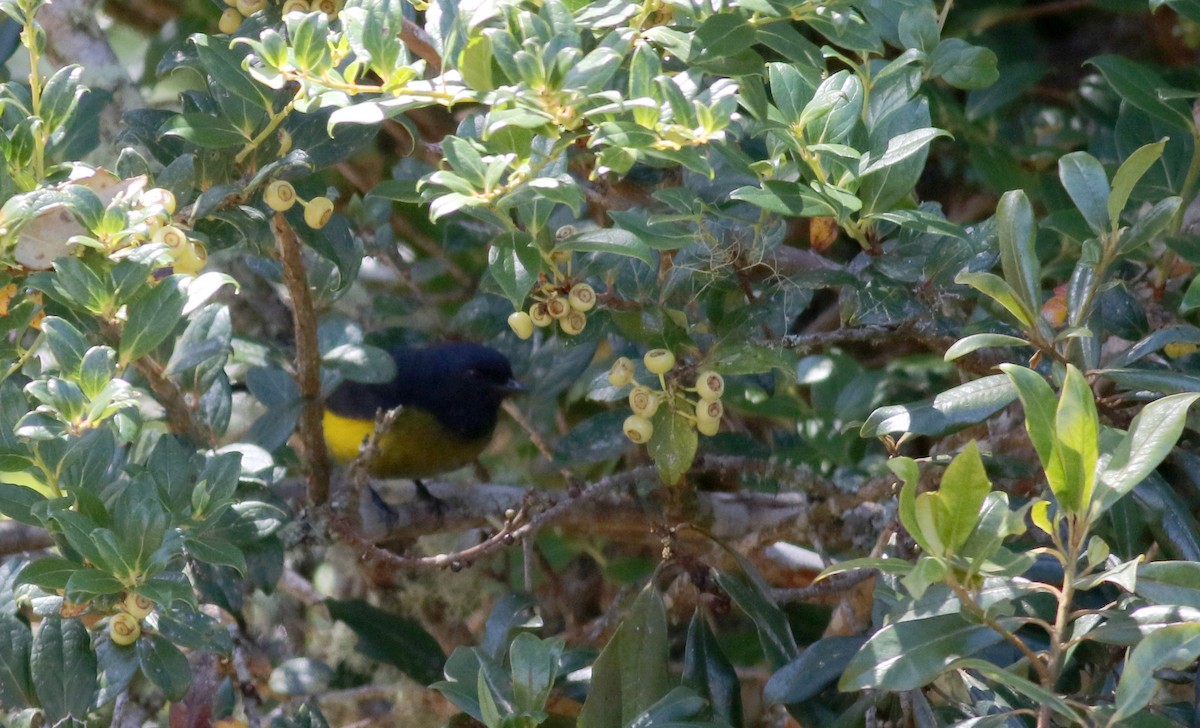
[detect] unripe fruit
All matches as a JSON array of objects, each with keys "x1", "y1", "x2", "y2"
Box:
[
  {"x1": 153, "y1": 225, "x2": 189, "y2": 249},
  {"x1": 628, "y1": 385, "x2": 660, "y2": 417},
  {"x1": 235, "y1": 0, "x2": 265, "y2": 15},
  {"x1": 311, "y1": 0, "x2": 337, "y2": 15},
  {"x1": 282, "y1": 0, "x2": 309, "y2": 12},
  {"x1": 545, "y1": 296, "x2": 569, "y2": 319},
  {"x1": 173, "y1": 241, "x2": 208, "y2": 275},
  {"x1": 555, "y1": 225, "x2": 576, "y2": 241},
  {"x1": 560, "y1": 310, "x2": 586, "y2": 335},
  {"x1": 623, "y1": 414, "x2": 653, "y2": 444},
  {"x1": 109, "y1": 613, "x2": 141, "y2": 646},
  {"x1": 218, "y1": 8, "x2": 242, "y2": 33},
  {"x1": 304, "y1": 196, "x2": 334, "y2": 229},
  {"x1": 141, "y1": 188, "x2": 176, "y2": 215},
  {"x1": 644, "y1": 349, "x2": 675, "y2": 375},
  {"x1": 568, "y1": 283, "x2": 596, "y2": 312},
  {"x1": 529, "y1": 302, "x2": 552, "y2": 327},
  {"x1": 696, "y1": 398, "x2": 723, "y2": 422},
  {"x1": 264, "y1": 180, "x2": 297, "y2": 211},
  {"x1": 696, "y1": 416, "x2": 720, "y2": 437},
  {"x1": 122, "y1": 593, "x2": 155, "y2": 620},
  {"x1": 695, "y1": 371, "x2": 724, "y2": 401},
  {"x1": 508, "y1": 311, "x2": 534, "y2": 340},
  {"x1": 608, "y1": 357, "x2": 634, "y2": 387}
]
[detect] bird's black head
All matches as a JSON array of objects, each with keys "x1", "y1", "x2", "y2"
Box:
[{"x1": 390, "y1": 343, "x2": 521, "y2": 440}]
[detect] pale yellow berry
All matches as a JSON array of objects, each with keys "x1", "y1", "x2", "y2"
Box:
[
  {"x1": 695, "y1": 371, "x2": 724, "y2": 401},
  {"x1": 303, "y1": 196, "x2": 334, "y2": 229},
  {"x1": 696, "y1": 416, "x2": 719, "y2": 437},
  {"x1": 282, "y1": 0, "x2": 310, "y2": 12},
  {"x1": 568, "y1": 283, "x2": 596, "y2": 312},
  {"x1": 264, "y1": 180, "x2": 297, "y2": 212},
  {"x1": 235, "y1": 0, "x2": 266, "y2": 15},
  {"x1": 310, "y1": 0, "x2": 337, "y2": 15},
  {"x1": 153, "y1": 225, "x2": 189, "y2": 249},
  {"x1": 628, "y1": 385, "x2": 660, "y2": 417},
  {"x1": 529, "y1": 302, "x2": 553, "y2": 327},
  {"x1": 623, "y1": 414, "x2": 653, "y2": 444},
  {"x1": 109, "y1": 613, "x2": 141, "y2": 646},
  {"x1": 696, "y1": 398, "x2": 723, "y2": 422},
  {"x1": 508, "y1": 311, "x2": 534, "y2": 340},
  {"x1": 555, "y1": 225, "x2": 576, "y2": 241},
  {"x1": 608, "y1": 357, "x2": 634, "y2": 387},
  {"x1": 173, "y1": 241, "x2": 208, "y2": 275},
  {"x1": 545, "y1": 296, "x2": 569, "y2": 319},
  {"x1": 644, "y1": 349, "x2": 675, "y2": 375},
  {"x1": 141, "y1": 188, "x2": 176, "y2": 215},
  {"x1": 218, "y1": 8, "x2": 242, "y2": 33},
  {"x1": 559, "y1": 310, "x2": 586, "y2": 335},
  {"x1": 121, "y1": 593, "x2": 155, "y2": 620}
]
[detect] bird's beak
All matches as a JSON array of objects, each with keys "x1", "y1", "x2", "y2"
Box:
[{"x1": 496, "y1": 378, "x2": 525, "y2": 396}]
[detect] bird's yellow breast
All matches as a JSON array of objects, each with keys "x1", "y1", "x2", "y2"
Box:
[{"x1": 322, "y1": 407, "x2": 492, "y2": 479}]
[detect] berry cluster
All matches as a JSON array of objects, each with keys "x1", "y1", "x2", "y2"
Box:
[
  {"x1": 264, "y1": 180, "x2": 335, "y2": 229},
  {"x1": 506, "y1": 235, "x2": 599, "y2": 340},
  {"x1": 219, "y1": 0, "x2": 340, "y2": 34},
  {"x1": 607, "y1": 349, "x2": 726, "y2": 444},
  {"x1": 107, "y1": 593, "x2": 156, "y2": 646},
  {"x1": 132, "y1": 187, "x2": 208, "y2": 276}
]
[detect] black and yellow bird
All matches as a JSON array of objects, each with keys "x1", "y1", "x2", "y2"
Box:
[{"x1": 322, "y1": 343, "x2": 523, "y2": 483}]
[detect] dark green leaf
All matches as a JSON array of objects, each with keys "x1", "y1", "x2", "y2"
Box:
[
  {"x1": 137, "y1": 633, "x2": 192, "y2": 701},
  {"x1": 31, "y1": 616, "x2": 96, "y2": 722},
  {"x1": 326, "y1": 598, "x2": 446, "y2": 685},
  {"x1": 861, "y1": 374, "x2": 1016, "y2": 438}
]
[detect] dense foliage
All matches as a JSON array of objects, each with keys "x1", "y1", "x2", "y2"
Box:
[{"x1": 1, "y1": 0, "x2": 1200, "y2": 725}]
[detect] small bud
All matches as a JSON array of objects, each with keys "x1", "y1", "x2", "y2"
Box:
[
  {"x1": 568, "y1": 283, "x2": 596, "y2": 312},
  {"x1": 628, "y1": 385, "x2": 660, "y2": 417},
  {"x1": 172, "y1": 241, "x2": 208, "y2": 275},
  {"x1": 695, "y1": 371, "x2": 724, "y2": 401},
  {"x1": 153, "y1": 225, "x2": 189, "y2": 249},
  {"x1": 508, "y1": 311, "x2": 534, "y2": 340},
  {"x1": 109, "y1": 613, "x2": 141, "y2": 646},
  {"x1": 607, "y1": 356, "x2": 634, "y2": 387},
  {"x1": 623, "y1": 414, "x2": 653, "y2": 443},
  {"x1": 282, "y1": 0, "x2": 309, "y2": 12},
  {"x1": 304, "y1": 196, "x2": 335, "y2": 229},
  {"x1": 644, "y1": 348, "x2": 675, "y2": 375},
  {"x1": 529, "y1": 302, "x2": 553, "y2": 327}
]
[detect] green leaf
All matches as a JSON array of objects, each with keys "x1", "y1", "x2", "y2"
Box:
[
  {"x1": 1136, "y1": 561, "x2": 1200, "y2": 608},
  {"x1": 16, "y1": 557, "x2": 81, "y2": 591},
  {"x1": 509, "y1": 633, "x2": 562, "y2": 713},
  {"x1": 1109, "y1": 138, "x2": 1168, "y2": 228},
  {"x1": 191, "y1": 34, "x2": 273, "y2": 110},
  {"x1": 938, "y1": 441, "x2": 993, "y2": 552},
  {"x1": 136, "y1": 634, "x2": 192, "y2": 702},
  {"x1": 1054, "y1": 365, "x2": 1099, "y2": 514},
  {"x1": 1087, "y1": 55, "x2": 1193, "y2": 130},
  {"x1": 1058, "y1": 151, "x2": 1111, "y2": 234},
  {"x1": 487, "y1": 231, "x2": 542, "y2": 309},
  {"x1": 928, "y1": 39, "x2": 999, "y2": 89},
  {"x1": 64, "y1": 569, "x2": 126, "y2": 602},
  {"x1": 1000, "y1": 364, "x2": 1058, "y2": 481},
  {"x1": 682, "y1": 612, "x2": 743, "y2": 725},
  {"x1": 955, "y1": 271, "x2": 1036, "y2": 329},
  {"x1": 120, "y1": 276, "x2": 186, "y2": 365},
  {"x1": 41, "y1": 316, "x2": 90, "y2": 377},
  {"x1": 949, "y1": 658, "x2": 1081, "y2": 723},
  {"x1": 1118, "y1": 195, "x2": 1180, "y2": 255},
  {"x1": 553, "y1": 227, "x2": 655, "y2": 268},
  {"x1": 858, "y1": 128, "x2": 950, "y2": 176},
  {"x1": 731, "y1": 181, "x2": 840, "y2": 218},
  {"x1": 714, "y1": 555, "x2": 799, "y2": 669},
  {"x1": 860, "y1": 374, "x2": 1017, "y2": 438},
  {"x1": 647, "y1": 408, "x2": 697, "y2": 486},
  {"x1": 692, "y1": 13, "x2": 755, "y2": 61},
  {"x1": 160, "y1": 113, "x2": 248, "y2": 149},
  {"x1": 326, "y1": 598, "x2": 446, "y2": 685},
  {"x1": 577, "y1": 586, "x2": 670, "y2": 728},
  {"x1": 764, "y1": 635, "x2": 867, "y2": 705},
  {"x1": 0, "y1": 613, "x2": 33, "y2": 709},
  {"x1": 1097, "y1": 393, "x2": 1200, "y2": 513},
  {"x1": 944, "y1": 333, "x2": 1030, "y2": 362},
  {"x1": 839, "y1": 614, "x2": 1004, "y2": 691},
  {"x1": 31, "y1": 616, "x2": 96, "y2": 723},
  {"x1": 1111, "y1": 623, "x2": 1200, "y2": 722},
  {"x1": 994, "y1": 189, "x2": 1041, "y2": 326}
]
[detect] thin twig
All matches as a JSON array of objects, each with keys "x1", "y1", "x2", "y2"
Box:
[{"x1": 272, "y1": 213, "x2": 330, "y2": 506}]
